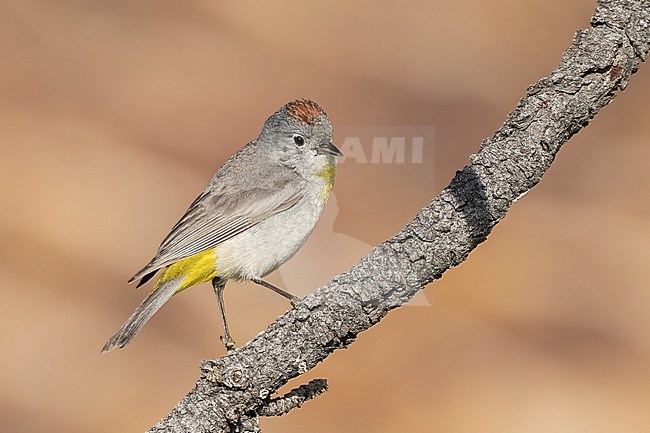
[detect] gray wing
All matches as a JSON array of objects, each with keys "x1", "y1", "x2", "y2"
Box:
[{"x1": 129, "y1": 169, "x2": 305, "y2": 283}]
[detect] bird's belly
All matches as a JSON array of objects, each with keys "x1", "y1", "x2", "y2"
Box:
[{"x1": 214, "y1": 193, "x2": 326, "y2": 281}]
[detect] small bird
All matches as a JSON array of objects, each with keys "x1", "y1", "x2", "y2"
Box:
[{"x1": 102, "y1": 99, "x2": 342, "y2": 353}]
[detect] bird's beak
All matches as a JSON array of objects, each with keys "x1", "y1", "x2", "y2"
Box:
[{"x1": 317, "y1": 142, "x2": 344, "y2": 157}]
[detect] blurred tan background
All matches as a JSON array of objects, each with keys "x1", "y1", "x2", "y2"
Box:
[{"x1": 1, "y1": 1, "x2": 649, "y2": 432}]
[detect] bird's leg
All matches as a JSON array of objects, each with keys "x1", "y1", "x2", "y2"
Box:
[
  {"x1": 211, "y1": 278, "x2": 236, "y2": 352},
  {"x1": 252, "y1": 278, "x2": 302, "y2": 307}
]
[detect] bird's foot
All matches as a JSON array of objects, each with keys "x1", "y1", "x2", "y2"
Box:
[
  {"x1": 290, "y1": 295, "x2": 302, "y2": 308},
  {"x1": 220, "y1": 335, "x2": 237, "y2": 352}
]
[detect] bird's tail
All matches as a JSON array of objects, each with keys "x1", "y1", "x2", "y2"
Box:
[{"x1": 101, "y1": 277, "x2": 182, "y2": 353}]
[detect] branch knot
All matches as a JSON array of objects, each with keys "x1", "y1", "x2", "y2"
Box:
[{"x1": 200, "y1": 360, "x2": 249, "y2": 389}]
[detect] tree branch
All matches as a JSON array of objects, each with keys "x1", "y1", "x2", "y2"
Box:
[{"x1": 146, "y1": 1, "x2": 649, "y2": 431}]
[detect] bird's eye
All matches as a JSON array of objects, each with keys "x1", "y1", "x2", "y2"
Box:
[{"x1": 293, "y1": 135, "x2": 305, "y2": 147}]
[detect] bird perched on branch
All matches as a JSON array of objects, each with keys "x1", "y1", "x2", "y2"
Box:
[{"x1": 102, "y1": 99, "x2": 343, "y2": 353}]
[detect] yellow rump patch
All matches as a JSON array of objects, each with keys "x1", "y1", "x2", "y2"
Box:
[{"x1": 153, "y1": 248, "x2": 217, "y2": 294}]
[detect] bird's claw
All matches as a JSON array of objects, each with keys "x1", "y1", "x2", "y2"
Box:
[
  {"x1": 220, "y1": 335, "x2": 237, "y2": 352},
  {"x1": 290, "y1": 296, "x2": 302, "y2": 308}
]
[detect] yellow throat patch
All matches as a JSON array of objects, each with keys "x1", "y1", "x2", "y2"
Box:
[
  {"x1": 153, "y1": 248, "x2": 217, "y2": 293},
  {"x1": 316, "y1": 163, "x2": 336, "y2": 198}
]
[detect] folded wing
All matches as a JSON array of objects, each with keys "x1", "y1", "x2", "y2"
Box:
[{"x1": 130, "y1": 169, "x2": 305, "y2": 284}]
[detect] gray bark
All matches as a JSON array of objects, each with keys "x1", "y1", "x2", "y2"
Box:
[{"x1": 146, "y1": 1, "x2": 650, "y2": 431}]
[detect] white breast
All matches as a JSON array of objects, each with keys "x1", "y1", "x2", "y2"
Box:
[{"x1": 213, "y1": 183, "x2": 329, "y2": 281}]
